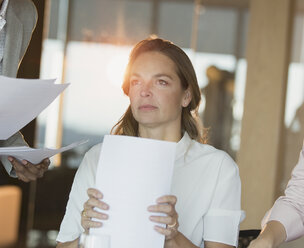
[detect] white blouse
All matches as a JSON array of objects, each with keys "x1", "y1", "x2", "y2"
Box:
[{"x1": 57, "y1": 133, "x2": 245, "y2": 247}]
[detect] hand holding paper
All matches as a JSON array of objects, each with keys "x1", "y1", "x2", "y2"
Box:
[
  {"x1": 0, "y1": 140, "x2": 87, "y2": 164},
  {"x1": 8, "y1": 157, "x2": 50, "y2": 182},
  {"x1": 89, "y1": 135, "x2": 176, "y2": 248},
  {"x1": 0, "y1": 140, "x2": 87, "y2": 182}
]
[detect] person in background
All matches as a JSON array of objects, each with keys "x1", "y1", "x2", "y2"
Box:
[
  {"x1": 249, "y1": 141, "x2": 304, "y2": 248},
  {"x1": 0, "y1": 0, "x2": 50, "y2": 182}
]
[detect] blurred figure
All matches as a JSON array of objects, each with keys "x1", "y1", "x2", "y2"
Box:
[
  {"x1": 249, "y1": 103, "x2": 304, "y2": 248},
  {"x1": 0, "y1": 0, "x2": 50, "y2": 183},
  {"x1": 202, "y1": 65, "x2": 235, "y2": 156},
  {"x1": 249, "y1": 140, "x2": 304, "y2": 248},
  {"x1": 282, "y1": 103, "x2": 304, "y2": 190}
]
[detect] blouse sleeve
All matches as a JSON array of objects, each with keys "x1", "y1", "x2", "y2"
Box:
[
  {"x1": 203, "y1": 153, "x2": 245, "y2": 246},
  {"x1": 56, "y1": 144, "x2": 101, "y2": 243},
  {"x1": 262, "y1": 146, "x2": 304, "y2": 242}
]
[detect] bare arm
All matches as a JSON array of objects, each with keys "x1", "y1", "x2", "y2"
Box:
[
  {"x1": 164, "y1": 232, "x2": 234, "y2": 248},
  {"x1": 164, "y1": 231, "x2": 198, "y2": 248},
  {"x1": 205, "y1": 241, "x2": 234, "y2": 248},
  {"x1": 248, "y1": 221, "x2": 287, "y2": 248},
  {"x1": 148, "y1": 195, "x2": 235, "y2": 248},
  {"x1": 56, "y1": 238, "x2": 79, "y2": 248},
  {"x1": 57, "y1": 189, "x2": 108, "y2": 248}
]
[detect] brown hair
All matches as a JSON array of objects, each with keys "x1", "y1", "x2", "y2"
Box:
[{"x1": 111, "y1": 37, "x2": 206, "y2": 143}]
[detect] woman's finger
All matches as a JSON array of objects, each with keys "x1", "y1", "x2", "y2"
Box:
[
  {"x1": 87, "y1": 188, "x2": 103, "y2": 199},
  {"x1": 149, "y1": 215, "x2": 174, "y2": 225},
  {"x1": 148, "y1": 203, "x2": 174, "y2": 215},
  {"x1": 156, "y1": 195, "x2": 177, "y2": 205},
  {"x1": 84, "y1": 197, "x2": 109, "y2": 211},
  {"x1": 84, "y1": 209, "x2": 109, "y2": 220}
]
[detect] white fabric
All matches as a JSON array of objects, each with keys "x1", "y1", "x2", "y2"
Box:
[{"x1": 57, "y1": 133, "x2": 244, "y2": 247}]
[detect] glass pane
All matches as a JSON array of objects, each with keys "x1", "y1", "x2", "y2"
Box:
[{"x1": 38, "y1": 0, "x2": 249, "y2": 167}]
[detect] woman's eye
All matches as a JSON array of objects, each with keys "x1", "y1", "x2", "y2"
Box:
[
  {"x1": 131, "y1": 80, "x2": 140, "y2": 86},
  {"x1": 158, "y1": 80, "x2": 168, "y2": 86}
]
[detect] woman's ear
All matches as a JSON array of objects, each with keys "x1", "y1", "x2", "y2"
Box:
[{"x1": 182, "y1": 90, "x2": 192, "y2": 107}]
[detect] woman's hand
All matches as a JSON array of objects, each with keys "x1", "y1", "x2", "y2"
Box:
[
  {"x1": 248, "y1": 238, "x2": 273, "y2": 248},
  {"x1": 248, "y1": 221, "x2": 287, "y2": 248},
  {"x1": 81, "y1": 188, "x2": 109, "y2": 234},
  {"x1": 148, "y1": 195, "x2": 179, "y2": 240}
]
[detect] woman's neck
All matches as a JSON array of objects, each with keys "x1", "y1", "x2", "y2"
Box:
[{"x1": 138, "y1": 124, "x2": 182, "y2": 142}]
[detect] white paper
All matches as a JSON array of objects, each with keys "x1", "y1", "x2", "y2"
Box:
[
  {"x1": 91, "y1": 135, "x2": 176, "y2": 248},
  {"x1": 0, "y1": 76, "x2": 69, "y2": 140},
  {"x1": 0, "y1": 140, "x2": 87, "y2": 164}
]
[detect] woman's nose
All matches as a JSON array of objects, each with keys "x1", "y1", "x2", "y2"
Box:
[{"x1": 140, "y1": 82, "x2": 152, "y2": 97}]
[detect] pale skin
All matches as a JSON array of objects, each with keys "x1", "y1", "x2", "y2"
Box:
[
  {"x1": 248, "y1": 221, "x2": 287, "y2": 248},
  {"x1": 57, "y1": 51, "x2": 234, "y2": 248}
]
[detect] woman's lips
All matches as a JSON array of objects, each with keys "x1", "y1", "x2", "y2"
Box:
[{"x1": 139, "y1": 104, "x2": 157, "y2": 111}]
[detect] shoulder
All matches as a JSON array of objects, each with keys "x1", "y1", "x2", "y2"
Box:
[
  {"x1": 9, "y1": 0, "x2": 37, "y2": 27},
  {"x1": 72, "y1": 143, "x2": 103, "y2": 188},
  {"x1": 80, "y1": 142, "x2": 103, "y2": 169},
  {"x1": 189, "y1": 140, "x2": 237, "y2": 169}
]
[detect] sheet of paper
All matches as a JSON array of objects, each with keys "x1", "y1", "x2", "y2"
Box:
[
  {"x1": 0, "y1": 140, "x2": 87, "y2": 164},
  {"x1": 91, "y1": 135, "x2": 176, "y2": 248},
  {"x1": 0, "y1": 76, "x2": 69, "y2": 140}
]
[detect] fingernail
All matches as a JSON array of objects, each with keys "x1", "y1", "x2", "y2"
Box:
[
  {"x1": 22, "y1": 160, "x2": 28, "y2": 165},
  {"x1": 101, "y1": 214, "x2": 109, "y2": 220},
  {"x1": 8, "y1": 157, "x2": 13, "y2": 162},
  {"x1": 154, "y1": 226, "x2": 161, "y2": 231}
]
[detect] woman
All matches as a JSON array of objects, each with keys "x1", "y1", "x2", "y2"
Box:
[{"x1": 56, "y1": 38, "x2": 244, "y2": 248}]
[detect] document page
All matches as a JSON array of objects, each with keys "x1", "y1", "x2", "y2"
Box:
[
  {"x1": 0, "y1": 140, "x2": 87, "y2": 164},
  {"x1": 0, "y1": 76, "x2": 69, "y2": 140},
  {"x1": 91, "y1": 135, "x2": 176, "y2": 248}
]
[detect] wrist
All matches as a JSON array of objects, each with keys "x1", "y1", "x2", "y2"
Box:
[
  {"x1": 165, "y1": 231, "x2": 181, "y2": 248},
  {"x1": 259, "y1": 221, "x2": 287, "y2": 248},
  {"x1": 165, "y1": 232, "x2": 198, "y2": 248},
  {"x1": 256, "y1": 233, "x2": 275, "y2": 247}
]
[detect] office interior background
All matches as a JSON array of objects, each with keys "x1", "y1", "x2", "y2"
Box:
[{"x1": 1, "y1": 0, "x2": 304, "y2": 247}]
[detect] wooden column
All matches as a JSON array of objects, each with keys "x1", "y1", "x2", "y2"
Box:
[{"x1": 238, "y1": 0, "x2": 294, "y2": 228}]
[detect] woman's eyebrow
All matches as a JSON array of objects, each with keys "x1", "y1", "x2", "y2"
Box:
[
  {"x1": 130, "y1": 73, "x2": 174, "y2": 80},
  {"x1": 130, "y1": 73, "x2": 140, "y2": 77},
  {"x1": 153, "y1": 73, "x2": 174, "y2": 80}
]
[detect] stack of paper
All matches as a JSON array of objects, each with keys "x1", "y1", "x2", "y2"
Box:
[
  {"x1": 0, "y1": 140, "x2": 88, "y2": 164},
  {"x1": 0, "y1": 76, "x2": 69, "y2": 140},
  {"x1": 91, "y1": 135, "x2": 176, "y2": 248}
]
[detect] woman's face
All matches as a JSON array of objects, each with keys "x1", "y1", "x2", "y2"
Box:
[{"x1": 128, "y1": 51, "x2": 191, "y2": 130}]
